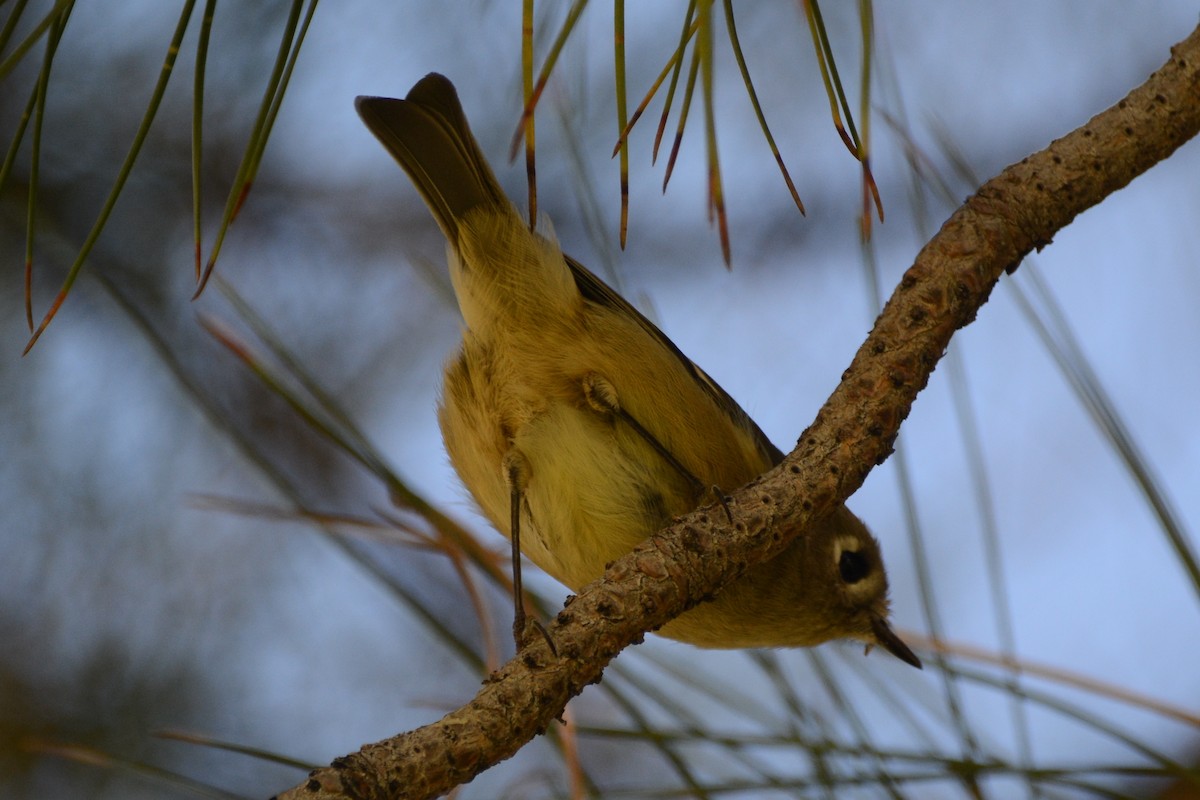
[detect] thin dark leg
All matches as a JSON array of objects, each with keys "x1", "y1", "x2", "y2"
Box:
[{"x1": 509, "y1": 479, "x2": 527, "y2": 649}]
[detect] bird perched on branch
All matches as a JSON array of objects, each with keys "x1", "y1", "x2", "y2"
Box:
[{"x1": 356, "y1": 73, "x2": 919, "y2": 668}]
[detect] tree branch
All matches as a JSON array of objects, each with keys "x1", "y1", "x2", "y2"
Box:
[{"x1": 276, "y1": 23, "x2": 1200, "y2": 800}]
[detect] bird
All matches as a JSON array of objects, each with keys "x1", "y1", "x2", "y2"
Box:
[{"x1": 355, "y1": 73, "x2": 920, "y2": 667}]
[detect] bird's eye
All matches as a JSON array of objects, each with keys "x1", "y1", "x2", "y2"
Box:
[{"x1": 839, "y1": 549, "x2": 871, "y2": 584}]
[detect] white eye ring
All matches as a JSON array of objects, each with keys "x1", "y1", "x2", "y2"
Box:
[
  {"x1": 834, "y1": 535, "x2": 872, "y2": 585},
  {"x1": 833, "y1": 534, "x2": 862, "y2": 561}
]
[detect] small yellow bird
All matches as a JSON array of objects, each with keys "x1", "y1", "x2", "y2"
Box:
[{"x1": 356, "y1": 73, "x2": 919, "y2": 667}]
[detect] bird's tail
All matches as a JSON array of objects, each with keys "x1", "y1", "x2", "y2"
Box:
[
  {"x1": 357, "y1": 73, "x2": 580, "y2": 334},
  {"x1": 356, "y1": 73, "x2": 511, "y2": 244}
]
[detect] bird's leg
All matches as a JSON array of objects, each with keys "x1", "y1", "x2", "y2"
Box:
[
  {"x1": 581, "y1": 372, "x2": 710, "y2": 499},
  {"x1": 502, "y1": 448, "x2": 555, "y2": 654}
]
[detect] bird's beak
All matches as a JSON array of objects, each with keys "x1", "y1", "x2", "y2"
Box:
[{"x1": 869, "y1": 615, "x2": 922, "y2": 669}]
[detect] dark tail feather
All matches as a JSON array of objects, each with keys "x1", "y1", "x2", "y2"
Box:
[{"x1": 356, "y1": 73, "x2": 510, "y2": 243}]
